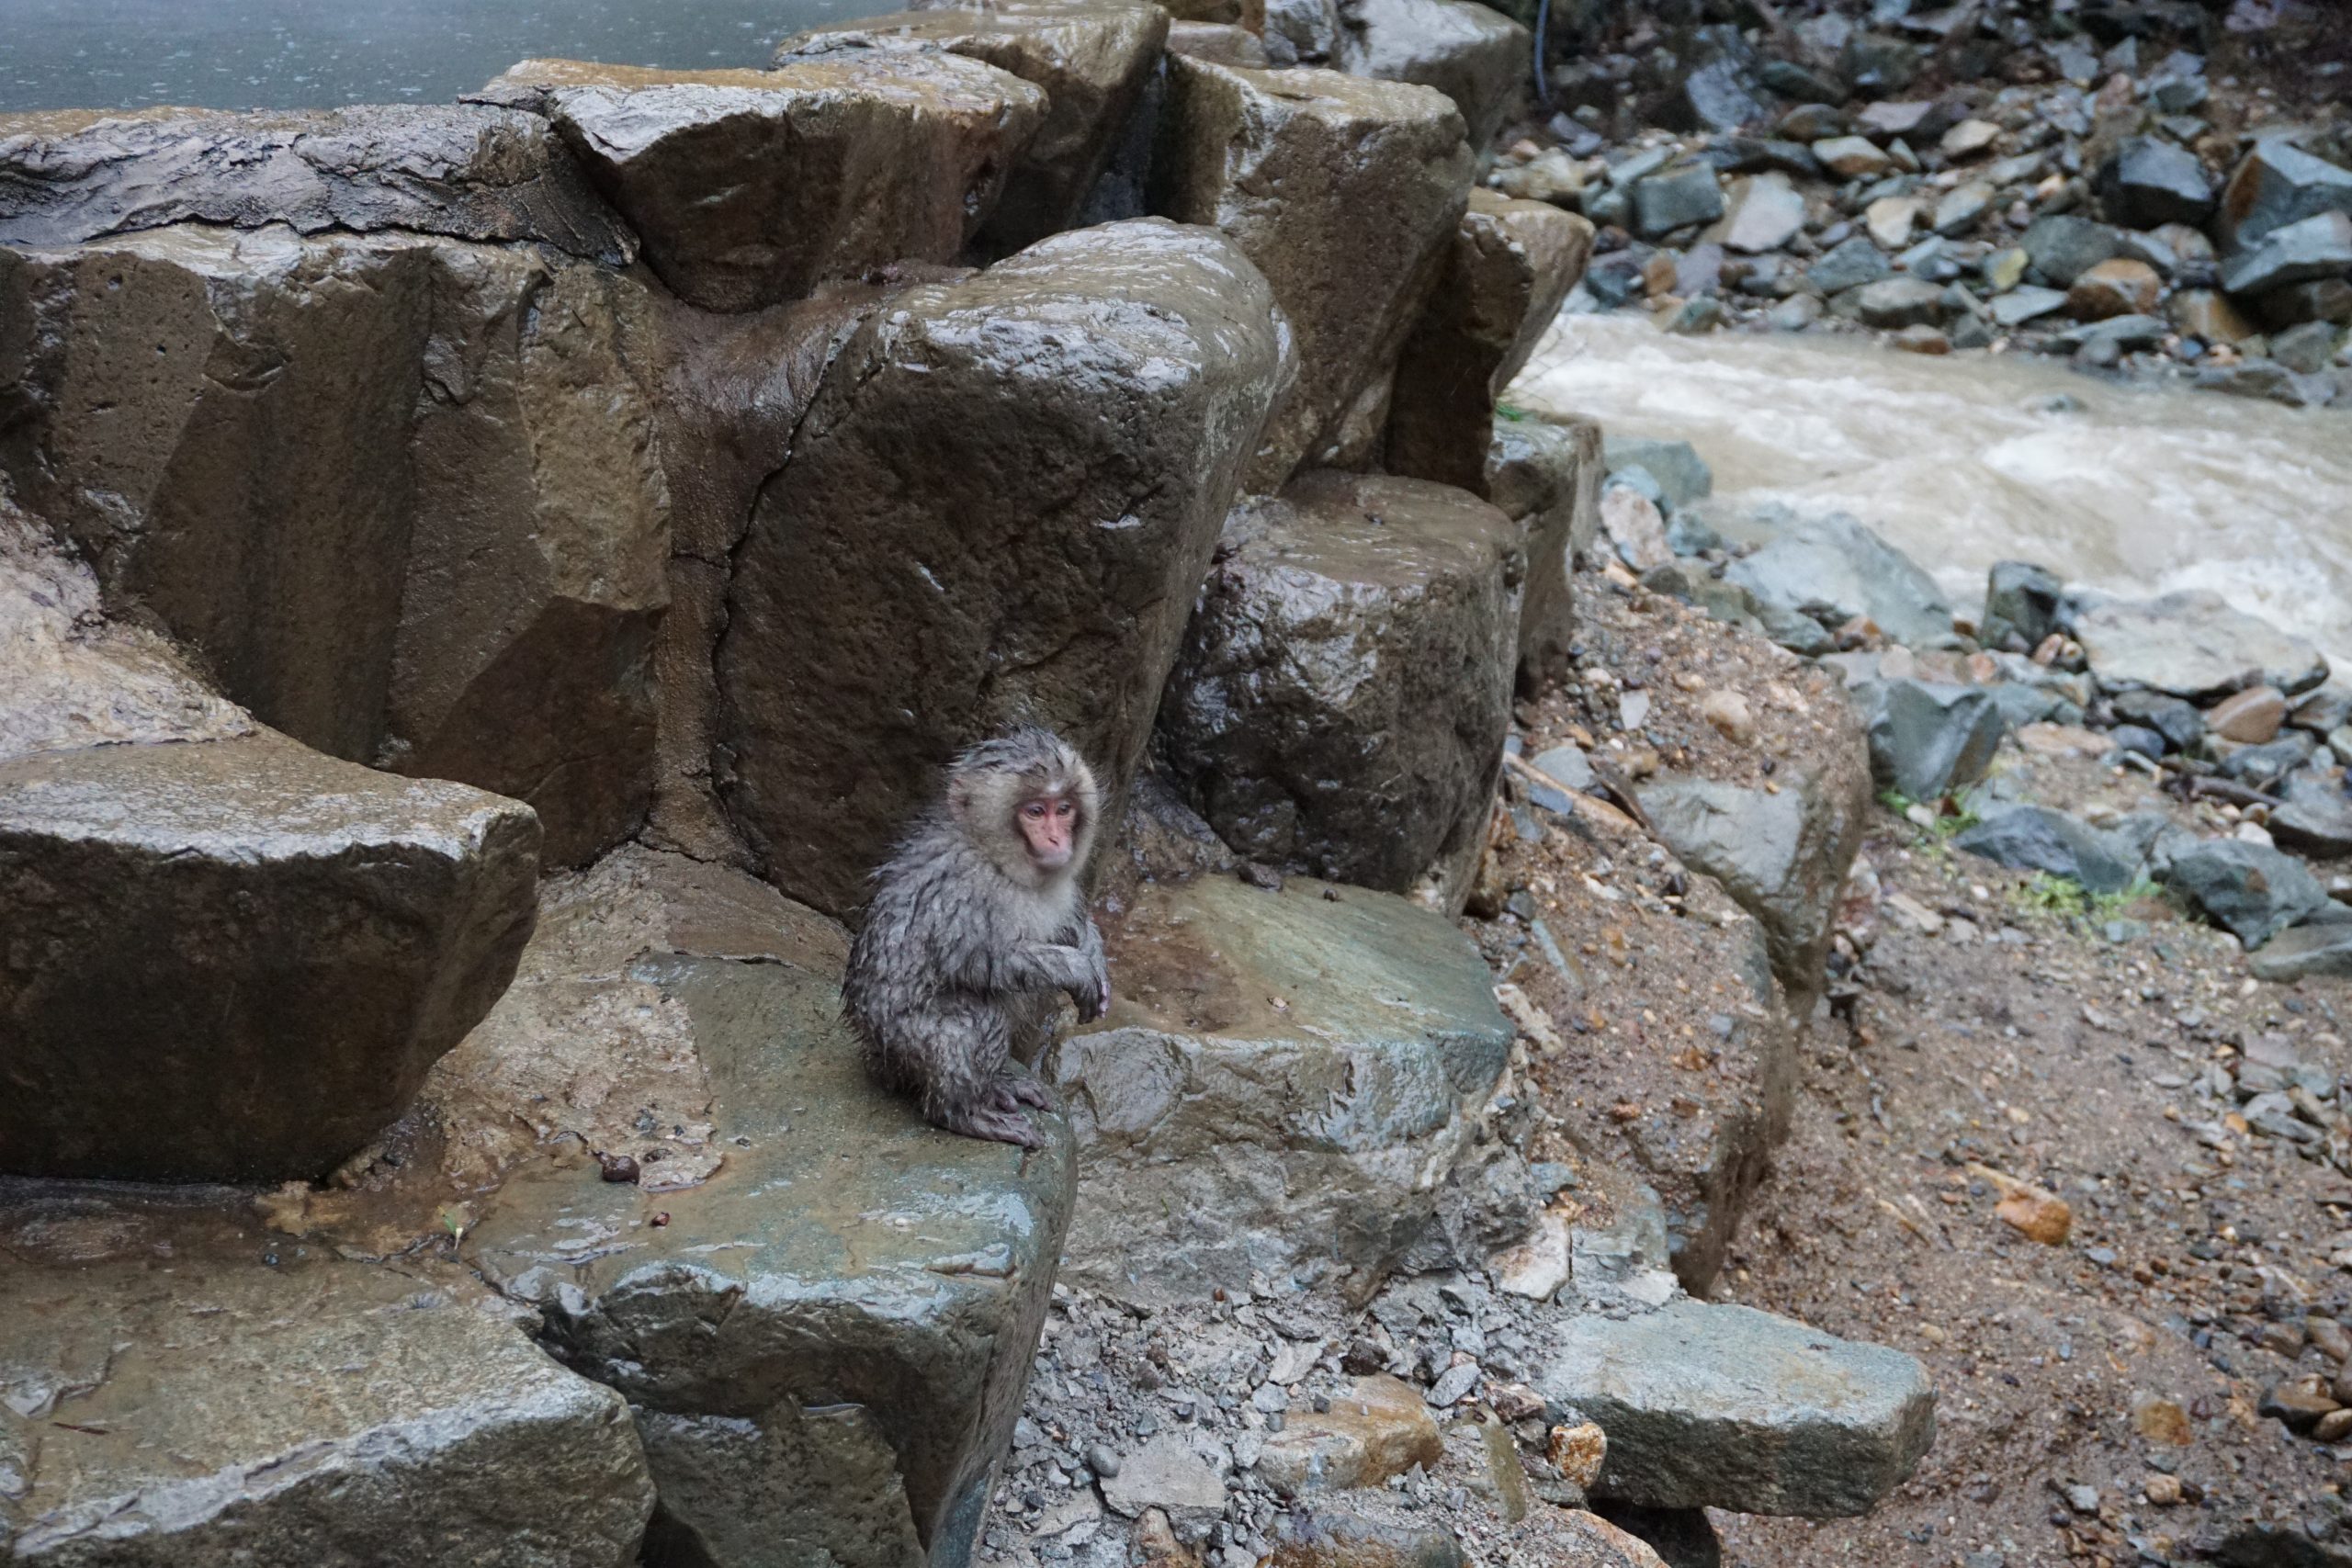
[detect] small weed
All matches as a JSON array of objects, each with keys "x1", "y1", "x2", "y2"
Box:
[
  {"x1": 2015, "y1": 874, "x2": 2090, "y2": 919},
  {"x1": 1495, "y1": 402, "x2": 1531, "y2": 423}
]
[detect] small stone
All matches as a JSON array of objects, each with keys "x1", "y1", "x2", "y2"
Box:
[
  {"x1": 1989, "y1": 286, "x2": 2069, "y2": 327},
  {"x1": 1814, "y1": 136, "x2": 1894, "y2": 178},
  {"x1": 2132, "y1": 1395, "x2": 2192, "y2": 1447},
  {"x1": 1491, "y1": 1212, "x2": 1569, "y2": 1301},
  {"x1": 1631, "y1": 165, "x2": 1725, "y2": 240},
  {"x1": 1547, "y1": 1423, "x2": 1608, "y2": 1489},
  {"x1": 1255, "y1": 1375, "x2": 1443, "y2": 1497},
  {"x1": 2144, "y1": 1473, "x2": 2184, "y2": 1506},
  {"x1": 1700, "y1": 690, "x2": 1756, "y2": 745},
  {"x1": 2064, "y1": 1483, "x2": 2100, "y2": 1514},
  {"x1": 1996, "y1": 1186, "x2": 2071, "y2": 1246},
  {"x1": 1856, "y1": 276, "x2": 1949, "y2": 330},
  {"x1": 1090, "y1": 1444, "x2": 1124, "y2": 1479},
  {"x1": 1601, "y1": 485, "x2": 1672, "y2": 572},
  {"x1": 1429, "y1": 1360, "x2": 1483, "y2": 1407},
  {"x1": 1891, "y1": 324, "x2": 1950, "y2": 354},
  {"x1": 1100, "y1": 1433, "x2": 1228, "y2": 1528},
  {"x1": 1866, "y1": 194, "x2": 1920, "y2": 249},
  {"x1": 1809, "y1": 233, "x2": 1894, "y2": 294},
  {"x1": 1719, "y1": 173, "x2": 1808, "y2": 254},
  {"x1": 2067, "y1": 257, "x2": 2163, "y2": 321},
  {"x1": 2257, "y1": 1376, "x2": 2340, "y2": 1436},
  {"x1": 2098, "y1": 135, "x2": 2214, "y2": 228},
  {"x1": 2208, "y1": 685, "x2": 2288, "y2": 743},
  {"x1": 1941, "y1": 118, "x2": 2000, "y2": 159},
  {"x1": 2317, "y1": 1408, "x2": 2352, "y2": 1445},
  {"x1": 1935, "y1": 181, "x2": 1996, "y2": 235}
]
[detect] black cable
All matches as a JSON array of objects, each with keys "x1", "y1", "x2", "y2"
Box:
[{"x1": 1533, "y1": 0, "x2": 1554, "y2": 109}]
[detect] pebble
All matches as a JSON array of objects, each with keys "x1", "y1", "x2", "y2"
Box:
[
  {"x1": 2207, "y1": 684, "x2": 2287, "y2": 744},
  {"x1": 1088, "y1": 1443, "x2": 1123, "y2": 1479},
  {"x1": 1428, "y1": 1361, "x2": 1482, "y2": 1407}
]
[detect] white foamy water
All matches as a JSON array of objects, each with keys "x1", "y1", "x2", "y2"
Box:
[{"x1": 1511, "y1": 314, "x2": 2352, "y2": 663}]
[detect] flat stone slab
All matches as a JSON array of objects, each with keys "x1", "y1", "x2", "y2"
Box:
[
  {"x1": 2069, "y1": 589, "x2": 2330, "y2": 701},
  {"x1": 1537, "y1": 1298, "x2": 1936, "y2": 1518},
  {"x1": 0, "y1": 104, "x2": 631, "y2": 262},
  {"x1": 1042, "y1": 872, "x2": 1512, "y2": 1303},
  {"x1": 0, "y1": 1202, "x2": 651, "y2": 1566},
  {"x1": 453, "y1": 851, "x2": 1075, "y2": 1568},
  {"x1": 2250, "y1": 920, "x2": 2352, "y2": 983},
  {"x1": 0, "y1": 733, "x2": 540, "y2": 1183}
]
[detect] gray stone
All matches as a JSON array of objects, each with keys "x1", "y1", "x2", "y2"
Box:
[
  {"x1": 2053, "y1": 312, "x2": 2171, "y2": 353},
  {"x1": 2220, "y1": 211, "x2": 2352, "y2": 299},
  {"x1": 716, "y1": 220, "x2": 1289, "y2": 919},
  {"x1": 1724, "y1": 510, "x2": 1953, "y2": 649},
  {"x1": 2112, "y1": 689, "x2": 2205, "y2": 751},
  {"x1": 0, "y1": 732, "x2": 539, "y2": 1183},
  {"x1": 2160, "y1": 840, "x2": 2331, "y2": 946},
  {"x1": 1631, "y1": 165, "x2": 1725, "y2": 241},
  {"x1": 1855, "y1": 276, "x2": 1949, "y2": 329},
  {"x1": 1603, "y1": 436, "x2": 1713, "y2": 512},
  {"x1": 0, "y1": 1235, "x2": 653, "y2": 1567},
  {"x1": 1100, "y1": 1434, "x2": 1229, "y2": 1530},
  {"x1": 2273, "y1": 319, "x2": 2347, "y2": 374},
  {"x1": 1150, "y1": 57, "x2": 1471, "y2": 491},
  {"x1": 1718, "y1": 173, "x2": 1808, "y2": 254},
  {"x1": 1261, "y1": 0, "x2": 1341, "y2": 65},
  {"x1": 2217, "y1": 140, "x2": 2352, "y2": 253},
  {"x1": 481, "y1": 55, "x2": 1047, "y2": 312},
  {"x1": 1487, "y1": 413, "x2": 1603, "y2": 693},
  {"x1": 1980, "y1": 560, "x2": 2064, "y2": 650},
  {"x1": 1806, "y1": 234, "x2": 1894, "y2": 295},
  {"x1": 1857, "y1": 680, "x2": 2006, "y2": 802},
  {"x1": 0, "y1": 103, "x2": 631, "y2": 262},
  {"x1": 1953, "y1": 804, "x2": 2138, "y2": 895},
  {"x1": 1639, "y1": 750, "x2": 1871, "y2": 1010},
  {"x1": 1531, "y1": 744, "x2": 1596, "y2": 793},
  {"x1": 779, "y1": 2, "x2": 1170, "y2": 258},
  {"x1": 2068, "y1": 589, "x2": 2331, "y2": 700},
  {"x1": 1334, "y1": 0, "x2": 1529, "y2": 151},
  {"x1": 1536, "y1": 1299, "x2": 1935, "y2": 1518},
  {"x1": 1158, "y1": 472, "x2": 1521, "y2": 913},
  {"x1": 1042, "y1": 872, "x2": 1512, "y2": 1303},
  {"x1": 2219, "y1": 732, "x2": 2318, "y2": 788},
  {"x1": 2022, "y1": 213, "x2": 2121, "y2": 286},
  {"x1": 2098, "y1": 135, "x2": 2214, "y2": 229},
  {"x1": 2270, "y1": 770, "x2": 2352, "y2": 859},
  {"x1": 2249, "y1": 921, "x2": 2352, "y2": 983},
  {"x1": 1839, "y1": 32, "x2": 1920, "y2": 95},
  {"x1": 1933, "y1": 180, "x2": 1996, "y2": 236},
  {"x1": 1681, "y1": 57, "x2": 1773, "y2": 135},
  {"x1": 1987, "y1": 286, "x2": 2070, "y2": 327}
]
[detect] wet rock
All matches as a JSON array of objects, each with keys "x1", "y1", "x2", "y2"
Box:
[
  {"x1": 1856, "y1": 276, "x2": 1949, "y2": 329},
  {"x1": 2274, "y1": 318, "x2": 2348, "y2": 373},
  {"x1": 1387, "y1": 190, "x2": 1594, "y2": 491},
  {"x1": 1263, "y1": 0, "x2": 1344, "y2": 67},
  {"x1": 2068, "y1": 589, "x2": 2330, "y2": 700},
  {"x1": 1042, "y1": 872, "x2": 1512, "y2": 1302},
  {"x1": 0, "y1": 103, "x2": 630, "y2": 262},
  {"x1": 2208, "y1": 684, "x2": 2288, "y2": 743},
  {"x1": 1722, "y1": 509, "x2": 1953, "y2": 650},
  {"x1": 1602, "y1": 486, "x2": 1674, "y2": 573},
  {"x1": 1488, "y1": 412, "x2": 1604, "y2": 693},
  {"x1": 780, "y1": 2, "x2": 1169, "y2": 257},
  {"x1": 1639, "y1": 751, "x2": 1871, "y2": 1010},
  {"x1": 1980, "y1": 560, "x2": 2064, "y2": 651},
  {"x1": 1807, "y1": 234, "x2": 1893, "y2": 294},
  {"x1": 1493, "y1": 147, "x2": 1586, "y2": 206},
  {"x1": 1264, "y1": 1508, "x2": 1464, "y2": 1568},
  {"x1": 2098, "y1": 134, "x2": 2214, "y2": 228},
  {"x1": 2172, "y1": 288, "x2": 2262, "y2": 343},
  {"x1": 459, "y1": 852, "x2": 1075, "y2": 1568},
  {"x1": 1536, "y1": 1299, "x2": 1935, "y2": 1518},
  {"x1": 2067, "y1": 256, "x2": 2162, "y2": 320},
  {"x1": 1336, "y1": 0, "x2": 1529, "y2": 152},
  {"x1": 2217, "y1": 139, "x2": 2352, "y2": 254},
  {"x1": 2023, "y1": 213, "x2": 2121, "y2": 286},
  {"x1": 0, "y1": 732, "x2": 539, "y2": 1181},
  {"x1": 481, "y1": 54, "x2": 1047, "y2": 310},
  {"x1": 1153, "y1": 57, "x2": 1470, "y2": 491},
  {"x1": 2219, "y1": 211, "x2": 2352, "y2": 299},
  {"x1": 2112, "y1": 689, "x2": 2205, "y2": 751},
  {"x1": 1169, "y1": 19, "x2": 1273, "y2": 65},
  {"x1": 1631, "y1": 165, "x2": 1724, "y2": 240},
  {"x1": 2254, "y1": 276, "x2": 2352, "y2": 329},
  {"x1": 718, "y1": 220, "x2": 1288, "y2": 918},
  {"x1": 0, "y1": 1241, "x2": 653, "y2": 1566},
  {"x1": 2159, "y1": 840, "x2": 2331, "y2": 946},
  {"x1": 1857, "y1": 680, "x2": 2006, "y2": 802},
  {"x1": 1864, "y1": 194, "x2": 1919, "y2": 251},
  {"x1": 1603, "y1": 437, "x2": 1713, "y2": 512},
  {"x1": 1257, "y1": 1375, "x2": 1444, "y2": 1496},
  {"x1": 1933, "y1": 180, "x2": 1995, "y2": 236},
  {"x1": 1158, "y1": 473, "x2": 1520, "y2": 910},
  {"x1": 2249, "y1": 920, "x2": 2352, "y2": 983},
  {"x1": 1717, "y1": 173, "x2": 1807, "y2": 254},
  {"x1": 1988, "y1": 286, "x2": 2070, "y2": 328},
  {"x1": 1953, "y1": 804, "x2": 2138, "y2": 896},
  {"x1": 2270, "y1": 770, "x2": 2352, "y2": 859}
]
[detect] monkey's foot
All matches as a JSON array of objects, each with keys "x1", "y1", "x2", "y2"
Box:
[
  {"x1": 990, "y1": 1070, "x2": 1056, "y2": 1112},
  {"x1": 937, "y1": 1102, "x2": 1045, "y2": 1150}
]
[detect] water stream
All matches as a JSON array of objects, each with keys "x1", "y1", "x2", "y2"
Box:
[
  {"x1": 0, "y1": 0, "x2": 893, "y2": 112},
  {"x1": 1511, "y1": 314, "x2": 2352, "y2": 664}
]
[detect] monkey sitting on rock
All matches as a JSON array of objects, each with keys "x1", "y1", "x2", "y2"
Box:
[{"x1": 843, "y1": 727, "x2": 1111, "y2": 1148}]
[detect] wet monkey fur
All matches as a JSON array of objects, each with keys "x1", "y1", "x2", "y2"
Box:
[{"x1": 842, "y1": 728, "x2": 1111, "y2": 1147}]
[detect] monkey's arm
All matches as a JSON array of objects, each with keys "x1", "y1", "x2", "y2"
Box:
[
  {"x1": 1070, "y1": 916, "x2": 1110, "y2": 1021},
  {"x1": 943, "y1": 937, "x2": 1098, "y2": 1000}
]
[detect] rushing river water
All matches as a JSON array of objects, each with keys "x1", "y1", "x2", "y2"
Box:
[
  {"x1": 1514, "y1": 314, "x2": 2352, "y2": 665},
  {"x1": 0, "y1": 0, "x2": 895, "y2": 112}
]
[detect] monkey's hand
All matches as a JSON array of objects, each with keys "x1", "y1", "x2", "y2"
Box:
[{"x1": 1072, "y1": 921, "x2": 1110, "y2": 1021}]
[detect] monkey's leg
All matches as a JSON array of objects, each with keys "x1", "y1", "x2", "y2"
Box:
[{"x1": 917, "y1": 1003, "x2": 1044, "y2": 1149}]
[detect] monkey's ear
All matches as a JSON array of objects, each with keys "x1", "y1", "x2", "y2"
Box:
[{"x1": 946, "y1": 776, "x2": 977, "y2": 824}]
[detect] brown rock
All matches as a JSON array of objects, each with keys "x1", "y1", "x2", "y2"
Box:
[
  {"x1": 1995, "y1": 1185, "x2": 2072, "y2": 1245},
  {"x1": 1168, "y1": 20, "x2": 1272, "y2": 65},
  {"x1": 481, "y1": 54, "x2": 1048, "y2": 311},
  {"x1": 1257, "y1": 1375, "x2": 1444, "y2": 1495},
  {"x1": 2145, "y1": 1472, "x2": 2185, "y2": 1506},
  {"x1": 2172, "y1": 288, "x2": 2261, "y2": 344},
  {"x1": 2259, "y1": 1375, "x2": 2340, "y2": 1435},
  {"x1": 2317, "y1": 1408, "x2": 2352, "y2": 1445},
  {"x1": 1487, "y1": 412, "x2": 1602, "y2": 694},
  {"x1": 1150, "y1": 57, "x2": 1473, "y2": 491},
  {"x1": 781, "y1": 3, "x2": 1169, "y2": 257},
  {"x1": 0, "y1": 733, "x2": 539, "y2": 1182},
  {"x1": 717, "y1": 220, "x2": 1290, "y2": 916},
  {"x1": 1266, "y1": 1508, "x2": 1465, "y2": 1568},
  {"x1": 1700, "y1": 690, "x2": 1757, "y2": 745},
  {"x1": 2065, "y1": 257, "x2": 2163, "y2": 321},
  {"x1": 2309, "y1": 1316, "x2": 2352, "y2": 1364},
  {"x1": 1549, "y1": 1422, "x2": 1609, "y2": 1489},
  {"x1": 1386, "y1": 189, "x2": 1594, "y2": 491},
  {"x1": 2132, "y1": 1394, "x2": 2192, "y2": 1446},
  {"x1": 1890, "y1": 324, "x2": 1951, "y2": 354},
  {"x1": 2207, "y1": 684, "x2": 2287, "y2": 744}
]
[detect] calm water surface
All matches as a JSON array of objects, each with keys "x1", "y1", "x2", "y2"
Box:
[{"x1": 0, "y1": 0, "x2": 899, "y2": 112}]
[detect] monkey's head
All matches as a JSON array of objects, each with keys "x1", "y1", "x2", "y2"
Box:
[{"x1": 946, "y1": 726, "x2": 1102, "y2": 890}]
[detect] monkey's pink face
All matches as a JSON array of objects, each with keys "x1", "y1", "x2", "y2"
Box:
[{"x1": 1017, "y1": 792, "x2": 1080, "y2": 869}]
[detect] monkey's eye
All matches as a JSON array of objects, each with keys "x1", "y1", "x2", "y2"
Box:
[
  {"x1": 1054, "y1": 800, "x2": 1076, "y2": 818},
  {"x1": 1023, "y1": 802, "x2": 1048, "y2": 818}
]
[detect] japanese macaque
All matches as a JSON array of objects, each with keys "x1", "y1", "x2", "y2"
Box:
[{"x1": 842, "y1": 727, "x2": 1111, "y2": 1148}]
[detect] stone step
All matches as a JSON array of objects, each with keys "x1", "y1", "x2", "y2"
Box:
[
  {"x1": 1041, "y1": 869, "x2": 1513, "y2": 1303},
  {"x1": 0, "y1": 1197, "x2": 651, "y2": 1566}
]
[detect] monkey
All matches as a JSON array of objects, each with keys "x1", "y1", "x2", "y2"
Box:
[{"x1": 842, "y1": 727, "x2": 1112, "y2": 1148}]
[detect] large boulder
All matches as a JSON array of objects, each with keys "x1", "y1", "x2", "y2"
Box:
[
  {"x1": 1385, "y1": 189, "x2": 1593, "y2": 492},
  {"x1": 1719, "y1": 508, "x2": 1953, "y2": 650},
  {"x1": 1953, "y1": 803, "x2": 2138, "y2": 896},
  {"x1": 0, "y1": 732, "x2": 539, "y2": 1182},
  {"x1": 1487, "y1": 412, "x2": 1602, "y2": 694},
  {"x1": 2096, "y1": 135, "x2": 2213, "y2": 229},
  {"x1": 716, "y1": 219, "x2": 1290, "y2": 918},
  {"x1": 451, "y1": 852, "x2": 1076, "y2": 1568},
  {"x1": 1149, "y1": 57, "x2": 1472, "y2": 490},
  {"x1": 1157, "y1": 471, "x2": 1521, "y2": 913},
  {"x1": 2216, "y1": 139, "x2": 2352, "y2": 254},
  {"x1": 1039, "y1": 871, "x2": 1512, "y2": 1302},
  {"x1": 0, "y1": 1223, "x2": 653, "y2": 1566},
  {"x1": 478, "y1": 55, "x2": 1048, "y2": 311},
  {"x1": 2158, "y1": 840, "x2": 2331, "y2": 947},
  {"x1": 1333, "y1": 0, "x2": 1530, "y2": 151},
  {"x1": 2217, "y1": 211, "x2": 2352, "y2": 300},
  {"x1": 1855, "y1": 678, "x2": 2005, "y2": 802},
  {"x1": 0, "y1": 226, "x2": 671, "y2": 865},
  {"x1": 1537, "y1": 1298, "x2": 1936, "y2": 1519},
  {"x1": 781, "y1": 2, "x2": 1169, "y2": 257},
  {"x1": 2067, "y1": 589, "x2": 2330, "y2": 701},
  {"x1": 0, "y1": 104, "x2": 631, "y2": 262}
]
